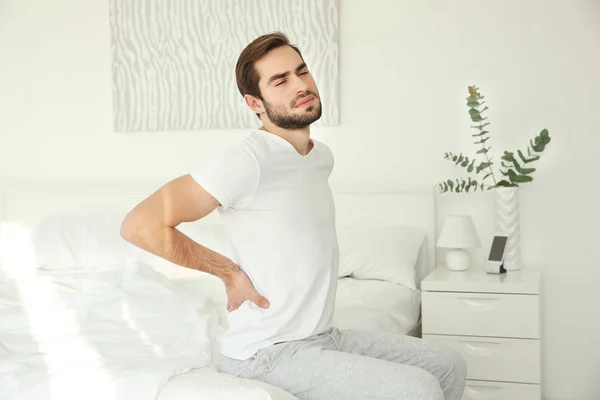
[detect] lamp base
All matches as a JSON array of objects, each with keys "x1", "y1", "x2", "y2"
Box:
[{"x1": 446, "y1": 249, "x2": 470, "y2": 271}]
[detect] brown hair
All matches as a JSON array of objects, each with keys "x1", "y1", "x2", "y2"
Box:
[{"x1": 235, "y1": 32, "x2": 304, "y2": 105}]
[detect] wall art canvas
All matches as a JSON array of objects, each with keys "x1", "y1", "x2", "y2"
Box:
[{"x1": 109, "y1": 0, "x2": 340, "y2": 131}]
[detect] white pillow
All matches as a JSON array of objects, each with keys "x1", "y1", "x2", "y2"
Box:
[
  {"x1": 31, "y1": 213, "x2": 229, "y2": 274},
  {"x1": 32, "y1": 213, "x2": 132, "y2": 271},
  {"x1": 337, "y1": 225, "x2": 426, "y2": 290}
]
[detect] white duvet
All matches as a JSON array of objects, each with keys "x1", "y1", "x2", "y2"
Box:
[
  {"x1": 0, "y1": 261, "x2": 222, "y2": 400},
  {"x1": 0, "y1": 259, "x2": 418, "y2": 400}
]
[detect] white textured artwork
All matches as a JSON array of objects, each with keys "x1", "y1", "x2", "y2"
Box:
[{"x1": 109, "y1": 0, "x2": 340, "y2": 132}]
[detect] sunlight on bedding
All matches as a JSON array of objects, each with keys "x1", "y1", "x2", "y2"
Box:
[
  {"x1": 121, "y1": 301, "x2": 166, "y2": 356},
  {"x1": 0, "y1": 222, "x2": 37, "y2": 279},
  {"x1": 17, "y1": 291, "x2": 115, "y2": 399},
  {"x1": 1, "y1": 222, "x2": 116, "y2": 398},
  {"x1": 0, "y1": 232, "x2": 219, "y2": 400}
]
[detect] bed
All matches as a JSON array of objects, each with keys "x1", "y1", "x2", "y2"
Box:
[{"x1": 0, "y1": 180, "x2": 437, "y2": 400}]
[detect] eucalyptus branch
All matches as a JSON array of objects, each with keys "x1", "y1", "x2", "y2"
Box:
[
  {"x1": 437, "y1": 85, "x2": 551, "y2": 193},
  {"x1": 476, "y1": 114, "x2": 497, "y2": 187}
]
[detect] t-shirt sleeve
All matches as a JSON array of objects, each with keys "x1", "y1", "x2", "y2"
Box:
[{"x1": 189, "y1": 145, "x2": 260, "y2": 210}]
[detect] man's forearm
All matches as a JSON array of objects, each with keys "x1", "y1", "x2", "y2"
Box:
[{"x1": 133, "y1": 226, "x2": 240, "y2": 283}]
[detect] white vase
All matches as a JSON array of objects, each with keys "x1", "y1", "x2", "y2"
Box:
[{"x1": 495, "y1": 187, "x2": 521, "y2": 270}]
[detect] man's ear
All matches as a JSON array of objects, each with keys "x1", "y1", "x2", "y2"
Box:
[{"x1": 244, "y1": 94, "x2": 264, "y2": 115}]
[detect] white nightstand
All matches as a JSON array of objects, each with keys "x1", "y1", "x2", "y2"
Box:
[{"x1": 421, "y1": 265, "x2": 542, "y2": 400}]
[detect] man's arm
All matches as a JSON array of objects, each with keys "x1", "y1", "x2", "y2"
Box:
[
  {"x1": 120, "y1": 174, "x2": 269, "y2": 311},
  {"x1": 120, "y1": 174, "x2": 239, "y2": 283}
]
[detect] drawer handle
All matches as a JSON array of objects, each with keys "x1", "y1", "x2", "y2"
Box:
[
  {"x1": 459, "y1": 341, "x2": 501, "y2": 356},
  {"x1": 464, "y1": 385, "x2": 502, "y2": 400},
  {"x1": 458, "y1": 297, "x2": 500, "y2": 310}
]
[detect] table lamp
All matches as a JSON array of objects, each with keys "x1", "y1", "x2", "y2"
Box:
[{"x1": 437, "y1": 215, "x2": 481, "y2": 271}]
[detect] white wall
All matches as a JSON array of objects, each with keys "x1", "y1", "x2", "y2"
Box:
[{"x1": 1, "y1": 0, "x2": 599, "y2": 398}]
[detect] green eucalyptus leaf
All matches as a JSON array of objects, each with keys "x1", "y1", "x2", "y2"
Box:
[
  {"x1": 532, "y1": 142, "x2": 547, "y2": 152},
  {"x1": 467, "y1": 159, "x2": 475, "y2": 172},
  {"x1": 510, "y1": 158, "x2": 522, "y2": 172},
  {"x1": 510, "y1": 158, "x2": 534, "y2": 175},
  {"x1": 476, "y1": 162, "x2": 492, "y2": 173},
  {"x1": 512, "y1": 174, "x2": 533, "y2": 183},
  {"x1": 502, "y1": 151, "x2": 515, "y2": 162},
  {"x1": 496, "y1": 180, "x2": 513, "y2": 187},
  {"x1": 506, "y1": 169, "x2": 533, "y2": 184}
]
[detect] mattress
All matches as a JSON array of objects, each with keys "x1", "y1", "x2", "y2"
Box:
[{"x1": 332, "y1": 277, "x2": 421, "y2": 335}]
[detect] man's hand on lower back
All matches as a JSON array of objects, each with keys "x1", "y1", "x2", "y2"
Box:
[{"x1": 224, "y1": 267, "x2": 270, "y2": 312}]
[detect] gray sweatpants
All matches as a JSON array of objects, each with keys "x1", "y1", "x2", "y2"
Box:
[{"x1": 218, "y1": 327, "x2": 467, "y2": 400}]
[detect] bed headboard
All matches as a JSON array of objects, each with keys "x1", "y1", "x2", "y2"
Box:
[{"x1": 0, "y1": 180, "x2": 437, "y2": 285}]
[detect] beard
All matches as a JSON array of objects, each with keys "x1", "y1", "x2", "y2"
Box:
[{"x1": 263, "y1": 92, "x2": 322, "y2": 130}]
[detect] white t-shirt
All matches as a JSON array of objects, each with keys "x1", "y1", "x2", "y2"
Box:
[{"x1": 190, "y1": 129, "x2": 339, "y2": 360}]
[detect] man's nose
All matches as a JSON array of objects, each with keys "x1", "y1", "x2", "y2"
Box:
[{"x1": 292, "y1": 76, "x2": 309, "y2": 94}]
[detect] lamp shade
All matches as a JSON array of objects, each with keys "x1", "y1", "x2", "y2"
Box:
[{"x1": 436, "y1": 215, "x2": 481, "y2": 249}]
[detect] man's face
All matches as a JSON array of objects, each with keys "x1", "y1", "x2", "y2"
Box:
[{"x1": 251, "y1": 45, "x2": 322, "y2": 129}]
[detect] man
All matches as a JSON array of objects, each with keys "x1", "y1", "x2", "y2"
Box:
[{"x1": 120, "y1": 32, "x2": 466, "y2": 400}]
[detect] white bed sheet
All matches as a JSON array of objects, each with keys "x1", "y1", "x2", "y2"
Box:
[
  {"x1": 157, "y1": 366, "x2": 298, "y2": 400},
  {"x1": 332, "y1": 277, "x2": 421, "y2": 335}
]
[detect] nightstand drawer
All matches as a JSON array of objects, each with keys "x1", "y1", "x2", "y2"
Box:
[
  {"x1": 421, "y1": 291, "x2": 539, "y2": 338},
  {"x1": 463, "y1": 380, "x2": 540, "y2": 400},
  {"x1": 423, "y1": 334, "x2": 540, "y2": 384}
]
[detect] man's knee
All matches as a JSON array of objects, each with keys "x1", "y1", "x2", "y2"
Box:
[
  {"x1": 441, "y1": 347, "x2": 467, "y2": 383},
  {"x1": 402, "y1": 368, "x2": 445, "y2": 400},
  {"x1": 435, "y1": 347, "x2": 467, "y2": 399}
]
